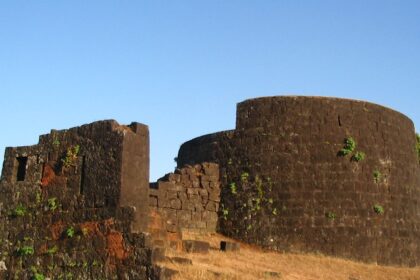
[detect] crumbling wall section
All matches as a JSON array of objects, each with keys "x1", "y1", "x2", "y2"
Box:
[
  {"x1": 0, "y1": 120, "x2": 153, "y2": 279},
  {"x1": 148, "y1": 163, "x2": 220, "y2": 244}
]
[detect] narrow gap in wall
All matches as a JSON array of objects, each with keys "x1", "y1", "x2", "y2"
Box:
[
  {"x1": 16, "y1": 156, "x2": 28, "y2": 181},
  {"x1": 338, "y1": 115, "x2": 342, "y2": 127},
  {"x1": 80, "y1": 156, "x2": 86, "y2": 195}
]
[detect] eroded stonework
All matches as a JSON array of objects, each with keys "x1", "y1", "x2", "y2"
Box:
[
  {"x1": 1, "y1": 96, "x2": 419, "y2": 279},
  {"x1": 178, "y1": 96, "x2": 420, "y2": 266},
  {"x1": 0, "y1": 120, "x2": 153, "y2": 279}
]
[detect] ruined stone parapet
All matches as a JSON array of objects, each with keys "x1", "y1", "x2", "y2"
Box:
[
  {"x1": 177, "y1": 96, "x2": 420, "y2": 266},
  {"x1": 0, "y1": 120, "x2": 152, "y2": 279},
  {"x1": 148, "y1": 163, "x2": 220, "y2": 243}
]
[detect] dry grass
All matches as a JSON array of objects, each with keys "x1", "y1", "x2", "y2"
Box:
[{"x1": 157, "y1": 232, "x2": 420, "y2": 280}]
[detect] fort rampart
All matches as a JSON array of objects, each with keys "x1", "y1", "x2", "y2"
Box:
[
  {"x1": 178, "y1": 96, "x2": 420, "y2": 266},
  {"x1": 1, "y1": 96, "x2": 419, "y2": 280}
]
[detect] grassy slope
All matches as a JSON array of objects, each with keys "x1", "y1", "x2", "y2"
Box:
[{"x1": 157, "y1": 233, "x2": 420, "y2": 280}]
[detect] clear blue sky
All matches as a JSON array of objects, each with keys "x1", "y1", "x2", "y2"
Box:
[{"x1": 0, "y1": 1, "x2": 419, "y2": 181}]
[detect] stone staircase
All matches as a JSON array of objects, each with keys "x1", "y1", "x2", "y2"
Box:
[{"x1": 147, "y1": 206, "x2": 218, "y2": 279}]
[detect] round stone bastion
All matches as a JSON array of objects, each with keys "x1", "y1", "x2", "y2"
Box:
[{"x1": 177, "y1": 96, "x2": 420, "y2": 266}]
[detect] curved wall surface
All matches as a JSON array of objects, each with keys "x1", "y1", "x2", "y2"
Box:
[{"x1": 178, "y1": 96, "x2": 420, "y2": 266}]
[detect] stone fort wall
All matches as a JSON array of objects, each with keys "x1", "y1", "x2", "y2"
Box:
[
  {"x1": 0, "y1": 119, "x2": 222, "y2": 279},
  {"x1": 177, "y1": 96, "x2": 420, "y2": 266},
  {"x1": 0, "y1": 120, "x2": 154, "y2": 279},
  {"x1": 1, "y1": 95, "x2": 419, "y2": 278}
]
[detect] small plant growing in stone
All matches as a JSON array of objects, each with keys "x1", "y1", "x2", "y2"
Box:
[
  {"x1": 240, "y1": 172, "x2": 249, "y2": 182},
  {"x1": 325, "y1": 212, "x2": 337, "y2": 220},
  {"x1": 31, "y1": 267, "x2": 45, "y2": 280},
  {"x1": 46, "y1": 245, "x2": 58, "y2": 255},
  {"x1": 66, "y1": 226, "x2": 75, "y2": 238},
  {"x1": 229, "y1": 182, "x2": 237, "y2": 194},
  {"x1": 17, "y1": 246, "x2": 34, "y2": 256},
  {"x1": 35, "y1": 191, "x2": 42, "y2": 204},
  {"x1": 373, "y1": 170, "x2": 382, "y2": 183},
  {"x1": 47, "y1": 197, "x2": 58, "y2": 211},
  {"x1": 12, "y1": 204, "x2": 27, "y2": 217},
  {"x1": 61, "y1": 145, "x2": 80, "y2": 168},
  {"x1": 221, "y1": 204, "x2": 229, "y2": 220},
  {"x1": 351, "y1": 151, "x2": 366, "y2": 162},
  {"x1": 339, "y1": 137, "x2": 356, "y2": 156},
  {"x1": 373, "y1": 204, "x2": 384, "y2": 215},
  {"x1": 52, "y1": 138, "x2": 60, "y2": 147},
  {"x1": 272, "y1": 208, "x2": 278, "y2": 216},
  {"x1": 32, "y1": 272, "x2": 45, "y2": 280},
  {"x1": 32, "y1": 273, "x2": 45, "y2": 280}
]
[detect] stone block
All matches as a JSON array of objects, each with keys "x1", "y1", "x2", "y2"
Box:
[
  {"x1": 191, "y1": 211, "x2": 202, "y2": 222},
  {"x1": 182, "y1": 240, "x2": 210, "y2": 253},
  {"x1": 152, "y1": 247, "x2": 167, "y2": 263},
  {"x1": 158, "y1": 181, "x2": 177, "y2": 192},
  {"x1": 206, "y1": 220, "x2": 218, "y2": 231},
  {"x1": 199, "y1": 189, "x2": 209, "y2": 198},
  {"x1": 205, "y1": 201, "x2": 219, "y2": 212},
  {"x1": 166, "y1": 223, "x2": 178, "y2": 233},
  {"x1": 208, "y1": 191, "x2": 220, "y2": 202},
  {"x1": 202, "y1": 211, "x2": 218, "y2": 223},
  {"x1": 186, "y1": 201, "x2": 198, "y2": 211},
  {"x1": 153, "y1": 265, "x2": 178, "y2": 280},
  {"x1": 166, "y1": 191, "x2": 178, "y2": 200},
  {"x1": 177, "y1": 210, "x2": 191, "y2": 227},
  {"x1": 168, "y1": 173, "x2": 181, "y2": 183},
  {"x1": 149, "y1": 195, "x2": 158, "y2": 207},
  {"x1": 187, "y1": 188, "x2": 199, "y2": 196},
  {"x1": 164, "y1": 209, "x2": 177, "y2": 225},
  {"x1": 170, "y1": 257, "x2": 192, "y2": 265},
  {"x1": 220, "y1": 241, "x2": 240, "y2": 252},
  {"x1": 209, "y1": 181, "x2": 220, "y2": 189},
  {"x1": 202, "y1": 163, "x2": 219, "y2": 177},
  {"x1": 195, "y1": 221, "x2": 207, "y2": 229},
  {"x1": 169, "y1": 199, "x2": 182, "y2": 210},
  {"x1": 192, "y1": 179, "x2": 200, "y2": 188}
]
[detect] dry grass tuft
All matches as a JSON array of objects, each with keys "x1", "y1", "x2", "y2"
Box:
[{"x1": 157, "y1": 232, "x2": 420, "y2": 280}]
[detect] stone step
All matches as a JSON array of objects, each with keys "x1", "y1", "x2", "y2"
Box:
[
  {"x1": 169, "y1": 256, "x2": 193, "y2": 265},
  {"x1": 153, "y1": 239, "x2": 166, "y2": 247},
  {"x1": 152, "y1": 265, "x2": 178, "y2": 280},
  {"x1": 152, "y1": 246, "x2": 167, "y2": 262},
  {"x1": 182, "y1": 240, "x2": 210, "y2": 254},
  {"x1": 220, "y1": 241, "x2": 240, "y2": 252}
]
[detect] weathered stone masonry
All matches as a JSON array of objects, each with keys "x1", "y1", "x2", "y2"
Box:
[
  {"x1": 0, "y1": 120, "x2": 153, "y2": 279},
  {"x1": 148, "y1": 163, "x2": 220, "y2": 248},
  {"x1": 178, "y1": 96, "x2": 420, "y2": 267},
  {"x1": 1, "y1": 95, "x2": 420, "y2": 279}
]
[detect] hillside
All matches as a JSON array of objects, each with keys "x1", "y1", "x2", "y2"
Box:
[{"x1": 157, "y1": 233, "x2": 420, "y2": 280}]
